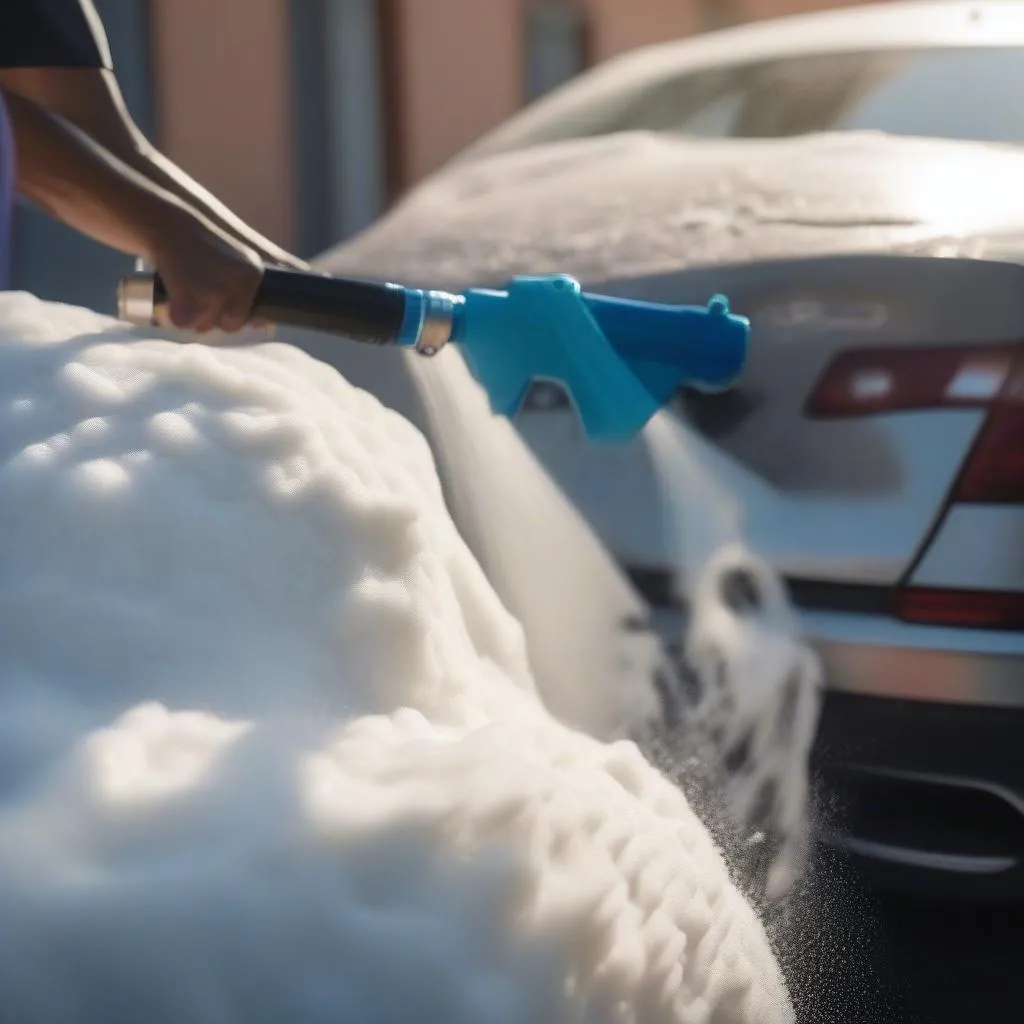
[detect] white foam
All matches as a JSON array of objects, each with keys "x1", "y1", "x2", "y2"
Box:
[
  {"x1": 275, "y1": 315, "x2": 669, "y2": 744},
  {"x1": 0, "y1": 292, "x2": 792, "y2": 1024},
  {"x1": 329, "y1": 129, "x2": 1024, "y2": 289}
]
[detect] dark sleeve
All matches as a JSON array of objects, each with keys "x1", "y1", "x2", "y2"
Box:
[{"x1": 0, "y1": 0, "x2": 113, "y2": 70}]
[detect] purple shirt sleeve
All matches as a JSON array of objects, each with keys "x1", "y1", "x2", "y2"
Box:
[{"x1": 0, "y1": 92, "x2": 13, "y2": 291}]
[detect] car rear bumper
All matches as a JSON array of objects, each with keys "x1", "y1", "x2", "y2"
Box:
[
  {"x1": 803, "y1": 607, "x2": 1024, "y2": 708},
  {"x1": 812, "y1": 690, "x2": 1024, "y2": 903},
  {"x1": 803, "y1": 611, "x2": 1024, "y2": 901}
]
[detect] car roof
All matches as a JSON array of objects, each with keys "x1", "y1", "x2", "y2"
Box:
[{"x1": 460, "y1": 1, "x2": 1024, "y2": 163}]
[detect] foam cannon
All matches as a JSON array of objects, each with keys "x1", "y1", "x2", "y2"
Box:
[{"x1": 117, "y1": 268, "x2": 749, "y2": 442}]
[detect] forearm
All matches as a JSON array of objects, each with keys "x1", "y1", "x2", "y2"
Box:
[
  {"x1": 0, "y1": 67, "x2": 303, "y2": 267},
  {"x1": 4, "y1": 86, "x2": 192, "y2": 262}
]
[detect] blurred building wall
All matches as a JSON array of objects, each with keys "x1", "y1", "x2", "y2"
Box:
[
  {"x1": 386, "y1": 0, "x2": 701, "y2": 187},
  {"x1": 387, "y1": 0, "x2": 522, "y2": 189},
  {"x1": 150, "y1": 0, "x2": 295, "y2": 249},
  {"x1": 585, "y1": 0, "x2": 697, "y2": 63}
]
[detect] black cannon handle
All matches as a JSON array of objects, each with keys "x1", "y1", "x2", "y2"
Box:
[{"x1": 116, "y1": 267, "x2": 409, "y2": 346}]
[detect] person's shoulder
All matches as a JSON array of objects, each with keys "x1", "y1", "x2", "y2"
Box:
[{"x1": 0, "y1": 0, "x2": 112, "y2": 71}]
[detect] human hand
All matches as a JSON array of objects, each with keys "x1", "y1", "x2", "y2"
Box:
[
  {"x1": 147, "y1": 210, "x2": 265, "y2": 334},
  {"x1": 2, "y1": 78, "x2": 299, "y2": 330}
]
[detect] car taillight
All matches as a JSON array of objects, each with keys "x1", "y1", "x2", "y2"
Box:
[
  {"x1": 894, "y1": 587, "x2": 1024, "y2": 630},
  {"x1": 806, "y1": 343, "x2": 1024, "y2": 504},
  {"x1": 805, "y1": 344, "x2": 1020, "y2": 419},
  {"x1": 952, "y1": 361, "x2": 1024, "y2": 503},
  {"x1": 809, "y1": 344, "x2": 1023, "y2": 629}
]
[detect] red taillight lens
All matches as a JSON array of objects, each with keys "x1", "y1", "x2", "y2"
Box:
[
  {"x1": 806, "y1": 345, "x2": 1023, "y2": 630},
  {"x1": 807, "y1": 343, "x2": 1024, "y2": 503},
  {"x1": 894, "y1": 587, "x2": 1024, "y2": 630},
  {"x1": 805, "y1": 345, "x2": 1019, "y2": 419},
  {"x1": 952, "y1": 363, "x2": 1024, "y2": 503}
]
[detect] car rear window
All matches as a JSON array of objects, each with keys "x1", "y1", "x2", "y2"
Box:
[{"x1": 606, "y1": 47, "x2": 1024, "y2": 147}]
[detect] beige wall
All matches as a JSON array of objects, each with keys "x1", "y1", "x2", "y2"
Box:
[
  {"x1": 388, "y1": 0, "x2": 523, "y2": 187},
  {"x1": 389, "y1": 0, "x2": 701, "y2": 186},
  {"x1": 150, "y1": 0, "x2": 295, "y2": 248},
  {"x1": 584, "y1": 0, "x2": 696, "y2": 63}
]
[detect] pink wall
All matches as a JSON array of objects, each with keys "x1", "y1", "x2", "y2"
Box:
[
  {"x1": 389, "y1": 0, "x2": 700, "y2": 187},
  {"x1": 389, "y1": 0, "x2": 523, "y2": 186},
  {"x1": 149, "y1": 0, "x2": 295, "y2": 248},
  {"x1": 583, "y1": 0, "x2": 696, "y2": 62}
]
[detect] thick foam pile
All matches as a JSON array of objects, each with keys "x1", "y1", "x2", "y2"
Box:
[{"x1": 0, "y1": 293, "x2": 793, "y2": 1024}]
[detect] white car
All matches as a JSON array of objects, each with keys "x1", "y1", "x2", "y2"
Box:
[{"x1": 331, "y1": 1, "x2": 1024, "y2": 901}]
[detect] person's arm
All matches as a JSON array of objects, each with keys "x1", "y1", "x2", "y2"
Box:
[
  {"x1": 4, "y1": 86, "x2": 263, "y2": 333},
  {"x1": 0, "y1": 65, "x2": 307, "y2": 271}
]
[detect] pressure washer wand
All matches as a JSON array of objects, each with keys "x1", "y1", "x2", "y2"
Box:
[{"x1": 117, "y1": 267, "x2": 750, "y2": 442}]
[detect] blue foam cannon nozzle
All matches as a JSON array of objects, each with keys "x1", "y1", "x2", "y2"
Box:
[
  {"x1": 445, "y1": 275, "x2": 750, "y2": 442},
  {"x1": 116, "y1": 268, "x2": 749, "y2": 443}
]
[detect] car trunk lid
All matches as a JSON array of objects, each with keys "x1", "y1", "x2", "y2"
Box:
[{"x1": 614, "y1": 255, "x2": 1024, "y2": 585}]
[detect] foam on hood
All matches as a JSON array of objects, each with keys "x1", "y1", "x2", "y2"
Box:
[{"x1": 328, "y1": 130, "x2": 1024, "y2": 289}]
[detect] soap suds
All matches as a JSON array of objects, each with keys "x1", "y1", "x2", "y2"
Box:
[
  {"x1": 0, "y1": 292, "x2": 793, "y2": 1023},
  {"x1": 328, "y1": 130, "x2": 1024, "y2": 289}
]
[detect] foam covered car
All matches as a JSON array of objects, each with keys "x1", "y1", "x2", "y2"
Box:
[{"x1": 328, "y1": 0, "x2": 1024, "y2": 901}]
